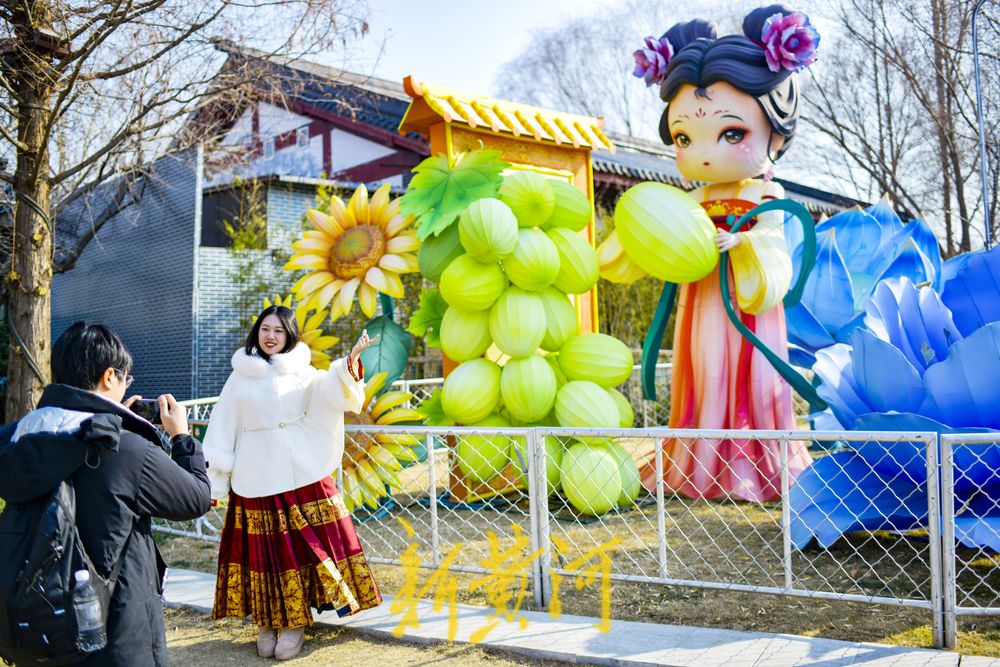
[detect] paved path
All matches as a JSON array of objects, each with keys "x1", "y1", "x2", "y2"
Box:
[{"x1": 164, "y1": 568, "x2": 998, "y2": 666}]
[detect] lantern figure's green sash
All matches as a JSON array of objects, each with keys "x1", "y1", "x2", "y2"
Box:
[{"x1": 640, "y1": 198, "x2": 827, "y2": 412}]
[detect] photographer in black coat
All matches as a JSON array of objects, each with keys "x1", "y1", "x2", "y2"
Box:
[{"x1": 0, "y1": 321, "x2": 211, "y2": 666}]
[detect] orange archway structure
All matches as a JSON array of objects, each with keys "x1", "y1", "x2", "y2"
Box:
[
  {"x1": 399, "y1": 77, "x2": 615, "y2": 374},
  {"x1": 399, "y1": 79, "x2": 617, "y2": 502}
]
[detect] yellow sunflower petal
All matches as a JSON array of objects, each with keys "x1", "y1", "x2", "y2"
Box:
[
  {"x1": 305, "y1": 309, "x2": 327, "y2": 332},
  {"x1": 303, "y1": 230, "x2": 329, "y2": 242},
  {"x1": 377, "y1": 408, "x2": 424, "y2": 425},
  {"x1": 382, "y1": 198, "x2": 402, "y2": 227},
  {"x1": 378, "y1": 253, "x2": 417, "y2": 274},
  {"x1": 284, "y1": 253, "x2": 328, "y2": 271},
  {"x1": 294, "y1": 302, "x2": 311, "y2": 325},
  {"x1": 329, "y1": 195, "x2": 351, "y2": 229},
  {"x1": 400, "y1": 253, "x2": 419, "y2": 272},
  {"x1": 383, "y1": 270, "x2": 405, "y2": 298},
  {"x1": 374, "y1": 433, "x2": 422, "y2": 447},
  {"x1": 369, "y1": 183, "x2": 392, "y2": 228},
  {"x1": 306, "y1": 209, "x2": 344, "y2": 238},
  {"x1": 281, "y1": 295, "x2": 293, "y2": 308},
  {"x1": 312, "y1": 352, "x2": 332, "y2": 370},
  {"x1": 301, "y1": 329, "x2": 322, "y2": 344},
  {"x1": 292, "y1": 236, "x2": 334, "y2": 253},
  {"x1": 312, "y1": 335, "x2": 339, "y2": 351},
  {"x1": 337, "y1": 277, "x2": 361, "y2": 315},
  {"x1": 370, "y1": 391, "x2": 412, "y2": 422},
  {"x1": 365, "y1": 372, "x2": 389, "y2": 399},
  {"x1": 358, "y1": 282, "x2": 378, "y2": 318},
  {"x1": 329, "y1": 298, "x2": 346, "y2": 322},
  {"x1": 385, "y1": 231, "x2": 419, "y2": 254},
  {"x1": 384, "y1": 214, "x2": 413, "y2": 237},
  {"x1": 347, "y1": 185, "x2": 369, "y2": 227},
  {"x1": 311, "y1": 279, "x2": 345, "y2": 312},
  {"x1": 293, "y1": 271, "x2": 336, "y2": 298},
  {"x1": 363, "y1": 266, "x2": 391, "y2": 294}
]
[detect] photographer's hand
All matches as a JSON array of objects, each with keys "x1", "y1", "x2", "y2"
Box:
[
  {"x1": 159, "y1": 394, "x2": 190, "y2": 438},
  {"x1": 123, "y1": 395, "x2": 142, "y2": 409}
]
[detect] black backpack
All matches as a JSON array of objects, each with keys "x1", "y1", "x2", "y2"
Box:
[{"x1": 0, "y1": 477, "x2": 129, "y2": 666}]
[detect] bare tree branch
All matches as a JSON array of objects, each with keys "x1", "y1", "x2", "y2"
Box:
[
  {"x1": 0, "y1": 0, "x2": 373, "y2": 418},
  {"x1": 53, "y1": 168, "x2": 147, "y2": 274}
]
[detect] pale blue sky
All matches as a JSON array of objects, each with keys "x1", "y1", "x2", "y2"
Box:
[{"x1": 347, "y1": 0, "x2": 619, "y2": 93}]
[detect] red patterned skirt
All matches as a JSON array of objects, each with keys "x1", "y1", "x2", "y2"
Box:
[{"x1": 213, "y1": 477, "x2": 382, "y2": 629}]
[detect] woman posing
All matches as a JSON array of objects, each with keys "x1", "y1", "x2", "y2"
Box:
[
  {"x1": 203, "y1": 305, "x2": 381, "y2": 660},
  {"x1": 635, "y1": 4, "x2": 819, "y2": 502}
]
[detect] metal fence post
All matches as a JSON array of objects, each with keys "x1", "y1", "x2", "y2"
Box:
[
  {"x1": 925, "y1": 432, "x2": 944, "y2": 649},
  {"x1": 656, "y1": 435, "x2": 667, "y2": 580},
  {"x1": 427, "y1": 434, "x2": 440, "y2": 565},
  {"x1": 529, "y1": 429, "x2": 552, "y2": 609},
  {"x1": 781, "y1": 436, "x2": 793, "y2": 593},
  {"x1": 940, "y1": 434, "x2": 958, "y2": 649}
]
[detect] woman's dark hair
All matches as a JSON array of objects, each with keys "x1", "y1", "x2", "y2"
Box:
[
  {"x1": 245, "y1": 305, "x2": 300, "y2": 361},
  {"x1": 52, "y1": 321, "x2": 133, "y2": 390},
  {"x1": 657, "y1": 4, "x2": 803, "y2": 158}
]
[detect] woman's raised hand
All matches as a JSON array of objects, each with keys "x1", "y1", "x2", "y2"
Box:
[{"x1": 348, "y1": 329, "x2": 380, "y2": 376}]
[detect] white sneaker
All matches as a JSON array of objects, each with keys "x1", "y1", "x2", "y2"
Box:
[
  {"x1": 257, "y1": 628, "x2": 277, "y2": 658},
  {"x1": 275, "y1": 626, "x2": 305, "y2": 660}
]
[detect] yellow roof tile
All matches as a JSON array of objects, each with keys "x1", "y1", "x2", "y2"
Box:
[{"x1": 399, "y1": 77, "x2": 615, "y2": 154}]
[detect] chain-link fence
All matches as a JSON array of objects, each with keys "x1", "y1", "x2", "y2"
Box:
[
  {"x1": 532, "y1": 428, "x2": 943, "y2": 641},
  {"x1": 338, "y1": 425, "x2": 546, "y2": 606},
  {"x1": 940, "y1": 433, "x2": 1000, "y2": 648}
]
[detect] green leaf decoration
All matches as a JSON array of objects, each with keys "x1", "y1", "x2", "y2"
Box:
[
  {"x1": 418, "y1": 389, "x2": 454, "y2": 427},
  {"x1": 405, "y1": 288, "x2": 447, "y2": 348},
  {"x1": 400, "y1": 149, "x2": 510, "y2": 239},
  {"x1": 357, "y1": 315, "x2": 413, "y2": 394}
]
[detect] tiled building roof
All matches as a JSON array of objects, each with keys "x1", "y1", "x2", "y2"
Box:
[
  {"x1": 212, "y1": 44, "x2": 862, "y2": 214},
  {"x1": 400, "y1": 78, "x2": 615, "y2": 152}
]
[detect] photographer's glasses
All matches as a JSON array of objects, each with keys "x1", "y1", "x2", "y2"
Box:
[{"x1": 114, "y1": 369, "x2": 134, "y2": 388}]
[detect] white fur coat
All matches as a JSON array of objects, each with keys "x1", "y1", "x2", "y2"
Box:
[{"x1": 201, "y1": 343, "x2": 365, "y2": 499}]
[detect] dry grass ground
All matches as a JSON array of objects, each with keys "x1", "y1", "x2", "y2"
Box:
[{"x1": 164, "y1": 606, "x2": 598, "y2": 666}]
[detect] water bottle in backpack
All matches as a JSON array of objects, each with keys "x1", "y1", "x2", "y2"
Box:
[{"x1": 72, "y1": 571, "x2": 106, "y2": 653}]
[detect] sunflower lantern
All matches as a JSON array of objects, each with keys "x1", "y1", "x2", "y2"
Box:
[
  {"x1": 284, "y1": 183, "x2": 419, "y2": 321},
  {"x1": 341, "y1": 372, "x2": 426, "y2": 513}
]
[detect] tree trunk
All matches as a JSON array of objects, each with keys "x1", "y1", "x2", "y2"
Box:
[
  {"x1": 6, "y1": 2, "x2": 55, "y2": 419},
  {"x1": 931, "y1": 0, "x2": 957, "y2": 255}
]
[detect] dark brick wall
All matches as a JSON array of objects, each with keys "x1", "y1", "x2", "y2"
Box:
[
  {"x1": 52, "y1": 149, "x2": 200, "y2": 400},
  {"x1": 52, "y1": 157, "x2": 329, "y2": 401}
]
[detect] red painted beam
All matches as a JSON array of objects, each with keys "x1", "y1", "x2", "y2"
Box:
[
  {"x1": 274, "y1": 94, "x2": 430, "y2": 156},
  {"x1": 332, "y1": 150, "x2": 423, "y2": 183}
]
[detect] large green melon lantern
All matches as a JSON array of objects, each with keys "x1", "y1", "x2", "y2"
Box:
[{"x1": 614, "y1": 182, "x2": 718, "y2": 283}]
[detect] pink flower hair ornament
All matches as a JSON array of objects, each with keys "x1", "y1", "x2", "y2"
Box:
[
  {"x1": 633, "y1": 35, "x2": 674, "y2": 86},
  {"x1": 758, "y1": 11, "x2": 820, "y2": 73}
]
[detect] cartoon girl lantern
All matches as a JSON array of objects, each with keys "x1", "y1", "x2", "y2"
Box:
[{"x1": 629, "y1": 5, "x2": 821, "y2": 502}]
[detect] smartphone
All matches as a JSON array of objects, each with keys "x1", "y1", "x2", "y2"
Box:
[{"x1": 132, "y1": 399, "x2": 161, "y2": 425}]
